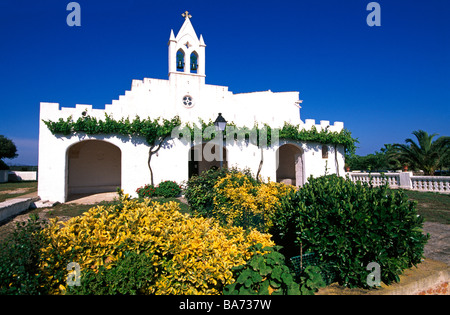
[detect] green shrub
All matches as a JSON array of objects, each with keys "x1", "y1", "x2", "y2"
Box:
[
  {"x1": 298, "y1": 266, "x2": 326, "y2": 295},
  {"x1": 224, "y1": 244, "x2": 326, "y2": 295},
  {"x1": 272, "y1": 174, "x2": 429, "y2": 288},
  {"x1": 136, "y1": 184, "x2": 158, "y2": 198},
  {"x1": 224, "y1": 244, "x2": 301, "y2": 295},
  {"x1": 0, "y1": 215, "x2": 48, "y2": 295},
  {"x1": 67, "y1": 251, "x2": 157, "y2": 295},
  {"x1": 156, "y1": 180, "x2": 182, "y2": 198},
  {"x1": 136, "y1": 181, "x2": 181, "y2": 199},
  {"x1": 184, "y1": 167, "x2": 234, "y2": 218}
]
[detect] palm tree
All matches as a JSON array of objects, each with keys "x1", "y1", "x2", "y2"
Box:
[{"x1": 391, "y1": 130, "x2": 450, "y2": 175}]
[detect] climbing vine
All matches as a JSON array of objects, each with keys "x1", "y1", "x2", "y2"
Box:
[
  {"x1": 43, "y1": 114, "x2": 357, "y2": 183},
  {"x1": 43, "y1": 114, "x2": 181, "y2": 147}
]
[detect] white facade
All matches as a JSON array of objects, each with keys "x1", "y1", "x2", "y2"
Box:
[{"x1": 38, "y1": 13, "x2": 345, "y2": 203}]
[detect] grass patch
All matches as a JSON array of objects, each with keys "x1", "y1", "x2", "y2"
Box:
[
  {"x1": 0, "y1": 181, "x2": 37, "y2": 202},
  {"x1": 403, "y1": 190, "x2": 450, "y2": 225}
]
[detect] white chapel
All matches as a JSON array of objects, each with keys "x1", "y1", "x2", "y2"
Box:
[{"x1": 38, "y1": 12, "x2": 345, "y2": 203}]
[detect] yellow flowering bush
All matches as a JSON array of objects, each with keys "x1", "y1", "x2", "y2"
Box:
[
  {"x1": 212, "y1": 172, "x2": 296, "y2": 232},
  {"x1": 40, "y1": 197, "x2": 274, "y2": 295}
]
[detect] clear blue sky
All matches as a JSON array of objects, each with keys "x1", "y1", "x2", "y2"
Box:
[{"x1": 0, "y1": 0, "x2": 449, "y2": 165}]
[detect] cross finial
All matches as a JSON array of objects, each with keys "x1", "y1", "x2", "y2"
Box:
[{"x1": 182, "y1": 11, "x2": 192, "y2": 20}]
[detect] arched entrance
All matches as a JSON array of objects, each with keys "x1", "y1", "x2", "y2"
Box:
[
  {"x1": 276, "y1": 144, "x2": 304, "y2": 187},
  {"x1": 67, "y1": 140, "x2": 121, "y2": 196},
  {"x1": 189, "y1": 142, "x2": 228, "y2": 177}
]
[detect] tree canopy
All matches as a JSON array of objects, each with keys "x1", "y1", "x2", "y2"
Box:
[
  {"x1": 391, "y1": 130, "x2": 450, "y2": 175},
  {"x1": 347, "y1": 130, "x2": 450, "y2": 175},
  {"x1": 0, "y1": 135, "x2": 18, "y2": 170}
]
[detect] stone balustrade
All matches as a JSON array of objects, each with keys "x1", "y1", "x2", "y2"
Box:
[
  {"x1": 349, "y1": 172, "x2": 400, "y2": 188},
  {"x1": 410, "y1": 176, "x2": 450, "y2": 193},
  {"x1": 346, "y1": 172, "x2": 450, "y2": 194}
]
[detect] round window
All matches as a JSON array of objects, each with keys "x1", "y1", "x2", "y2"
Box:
[{"x1": 183, "y1": 95, "x2": 194, "y2": 108}]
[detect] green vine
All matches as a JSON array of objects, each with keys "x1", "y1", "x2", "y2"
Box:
[
  {"x1": 43, "y1": 114, "x2": 181, "y2": 146},
  {"x1": 44, "y1": 114, "x2": 356, "y2": 153},
  {"x1": 43, "y1": 114, "x2": 357, "y2": 183}
]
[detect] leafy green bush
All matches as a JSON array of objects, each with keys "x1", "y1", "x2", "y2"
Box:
[
  {"x1": 136, "y1": 184, "x2": 158, "y2": 198},
  {"x1": 298, "y1": 266, "x2": 326, "y2": 295},
  {"x1": 156, "y1": 180, "x2": 182, "y2": 198},
  {"x1": 224, "y1": 244, "x2": 300, "y2": 295},
  {"x1": 0, "y1": 215, "x2": 48, "y2": 295},
  {"x1": 136, "y1": 180, "x2": 181, "y2": 199},
  {"x1": 67, "y1": 251, "x2": 157, "y2": 295},
  {"x1": 184, "y1": 167, "x2": 234, "y2": 218},
  {"x1": 272, "y1": 174, "x2": 429, "y2": 288}
]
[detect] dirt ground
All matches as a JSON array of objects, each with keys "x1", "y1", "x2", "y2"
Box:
[
  {"x1": 317, "y1": 258, "x2": 449, "y2": 295},
  {"x1": 422, "y1": 221, "x2": 450, "y2": 266},
  {"x1": 65, "y1": 192, "x2": 117, "y2": 204}
]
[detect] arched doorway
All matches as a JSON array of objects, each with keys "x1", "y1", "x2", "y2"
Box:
[
  {"x1": 189, "y1": 142, "x2": 228, "y2": 177},
  {"x1": 276, "y1": 144, "x2": 304, "y2": 187},
  {"x1": 67, "y1": 140, "x2": 121, "y2": 196}
]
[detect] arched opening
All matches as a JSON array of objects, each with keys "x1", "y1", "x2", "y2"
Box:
[
  {"x1": 276, "y1": 144, "x2": 304, "y2": 187},
  {"x1": 176, "y1": 49, "x2": 185, "y2": 72},
  {"x1": 190, "y1": 51, "x2": 198, "y2": 73},
  {"x1": 67, "y1": 140, "x2": 121, "y2": 196},
  {"x1": 188, "y1": 142, "x2": 228, "y2": 178}
]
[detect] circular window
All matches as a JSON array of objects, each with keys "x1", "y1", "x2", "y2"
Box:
[{"x1": 182, "y1": 95, "x2": 194, "y2": 108}]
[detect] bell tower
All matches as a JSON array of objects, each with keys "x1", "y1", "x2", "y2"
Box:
[{"x1": 168, "y1": 11, "x2": 206, "y2": 82}]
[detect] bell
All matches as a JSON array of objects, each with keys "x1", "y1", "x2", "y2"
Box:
[
  {"x1": 177, "y1": 60, "x2": 184, "y2": 70},
  {"x1": 191, "y1": 63, "x2": 198, "y2": 71}
]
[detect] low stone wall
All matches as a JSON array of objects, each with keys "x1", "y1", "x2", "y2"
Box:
[{"x1": 0, "y1": 197, "x2": 35, "y2": 223}]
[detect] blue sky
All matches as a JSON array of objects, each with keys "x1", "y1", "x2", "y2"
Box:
[{"x1": 0, "y1": 0, "x2": 449, "y2": 165}]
